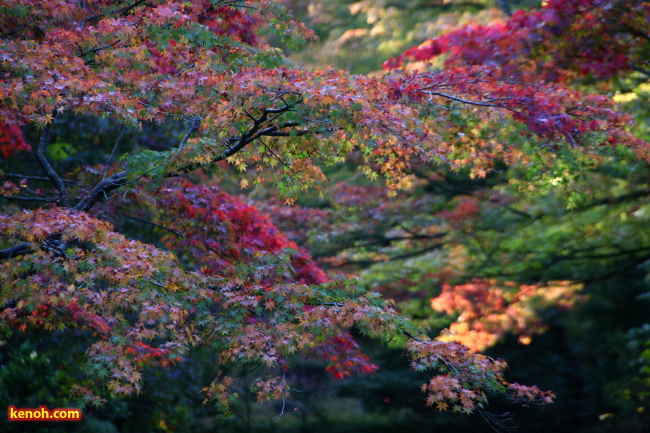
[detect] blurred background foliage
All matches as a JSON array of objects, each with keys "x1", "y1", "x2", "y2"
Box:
[
  {"x1": 2, "y1": 0, "x2": 650, "y2": 432},
  {"x1": 279, "y1": 0, "x2": 537, "y2": 74}
]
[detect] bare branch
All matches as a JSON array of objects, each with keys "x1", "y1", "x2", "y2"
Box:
[
  {"x1": 312, "y1": 302, "x2": 344, "y2": 307},
  {"x1": 74, "y1": 171, "x2": 128, "y2": 212},
  {"x1": 577, "y1": 188, "x2": 650, "y2": 210},
  {"x1": 102, "y1": 127, "x2": 126, "y2": 180},
  {"x1": 403, "y1": 330, "x2": 422, "y2": 342},
  {"x1": 120, "y1": 213, "x2": 184, "y2": 237},
  {"x1": 121, "y1": 118, "x2": 201, "y2": 186},
  {"x1": 0, "y1": 242, "x2": 32, "y2": 259},
  {"x1": 178, "y1": 118, "x2": 201, "y2": 152},
  {"x1": 630, "y1": 64, "x2": 650, "y2": 78},
  {"x1": 174, "y1": 63, "x2": 195, "y2": 78},
  {"x1": 2, "y1": 173, "x2": 77, "y2": 185},
  {"x1": 425, "y1": 91, "x2": 508, "y2": 108},
  {"x1": 36, "y1": 114, "x2": 70, "y2": 206},
  {"x1": 262, "y1": 129, "x2": 310, "y2": 137},
  {"x1": 174, "y1": 108, "x2": 305, "y2": 175},
  {"x1": 0, "y1": 194, "x2": 56, "y2": 202},
  {"x1": 321, "y1": 243, "x2": 444, "y2": 269},
  {"x1": 119, "y1": 0, "x2": 146, "y2": 16},
  {"x1": 78, "y1": 39, "x2": 121, "y2": 61}
]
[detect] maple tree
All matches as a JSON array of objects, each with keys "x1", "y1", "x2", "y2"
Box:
[{"x1": 2, "y1": 0, "x2": 649, "y2": 426}]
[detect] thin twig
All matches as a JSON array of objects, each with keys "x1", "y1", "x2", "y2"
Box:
[
  {"x1": 121, "y1": 119, "x2": 200, "y2": 186},
  {"x1": 425, "y1": 91, "x2": 510, "y2": 108},
  {"x1": 103, "y1": 127, "x2": 126, "y2": 180},
  {"x1": 174, "y1": 63, "x2": 195, "y2": 78},
  {"x1": 120, "y1": 212, "x2": 184, "y2": 237},
  {"x1": 403, "y1": 330, "x2": 422, "y2": 342},
  {"x1": 272, "y1": 372, "x2": 288, "y2": 420},
  {"x1": 2, "y1": 173, "x2": 77, "y2": 185}
]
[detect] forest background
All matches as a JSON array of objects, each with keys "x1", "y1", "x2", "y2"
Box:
[{"x1": 1, "y1": 0, "x2": 649, "y2": 433}]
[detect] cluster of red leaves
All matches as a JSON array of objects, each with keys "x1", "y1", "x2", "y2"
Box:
[
  {"x1": 312, "y1": 332, "x2": 378, "y2": 379},
  {"x1": 437, "y1": 196, "x2": 481, "y2": 230},
  {"x1": 151, "y1": 180, "x2": 326, "y2": 285},
  {"x1": 199, "y1": 5, "x2": 260, "y2": 46},
  {"x1": 385, "y1": 0, "x2": 648, "y2": 83},
  {"x1": 0, "y1": 122, "x2": 30, "y2": 158},
  {"x1": 124, "y1": 341, "x2": 173, "y2": 367},
  {"x1": 136, "y1": 180, "x2": 380, "y2": 380},
  {"x1": 385, "y1": 66, "x2": 642, "y2": 152}
]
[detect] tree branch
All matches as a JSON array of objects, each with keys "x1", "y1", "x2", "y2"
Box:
[
  {"x1": 2, "y1": 173, "x2": 77, "y2": 185},
  {"x1": 120, "y1": 213, "x2": 184, "y2": 237},
  {"x1": 119, "y1": 0, "x2": 146, "y2": 16},
  {"x1": 630, "y1": 64, "x2": 650, "y2": 78},
  {"x1": 552, "y1": 245, "x2": 650, "y2": 262},
  {"x1": 0, "y1": 195, "x2": 56, "y2": 202},
  {"x1": 102, "y1": 128, "x2": 126, "y2": 180},
  {"x1": 403, "y1": 330, "x2": 422, "y2": 342},
  {"x1": 0, "y1": 242, "x2": 32, "y2": 259},
  {"x1": 119, "y1": 120, "x2": 201, "y2": 187},
  {"x1": 321, "y1": 243, "x2": 445, "y2": 269},
  {"x1": 577, "y1": 188, "x2": 650, "y2": 210},
  {"x1": 36, "y1": 115, "x2": 70, "y2": 206},
  {"x1": 173, "y1": 109, "x2": 306, "y2": 176},
  {"x1": 74, "y1": 171, "x2": 128, "y2": 212},
  {"x1": 425, "y1": 91, "x2": 510, "y2": 108},
  {"x1": 314, "y1": 232, "x2": 446, "y2": 259}
]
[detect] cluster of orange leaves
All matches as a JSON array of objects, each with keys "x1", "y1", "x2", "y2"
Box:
[{"x1": 432, "y1": 280, "x2": 583, "y2": 351}]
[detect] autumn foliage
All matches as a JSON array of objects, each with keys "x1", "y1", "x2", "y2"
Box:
[
  {"x1": 3, "y1": 0, "x2": 648, "y2": 421},
  {"x1": 431, "y1": 280, "x2": 583, "y2": 352},
  {"x1": 0, "y1": 123, "x2": 30, "y2": 158},
  {"x1": 386, "y1": 0, "x2": 649, "y2": 83}
]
